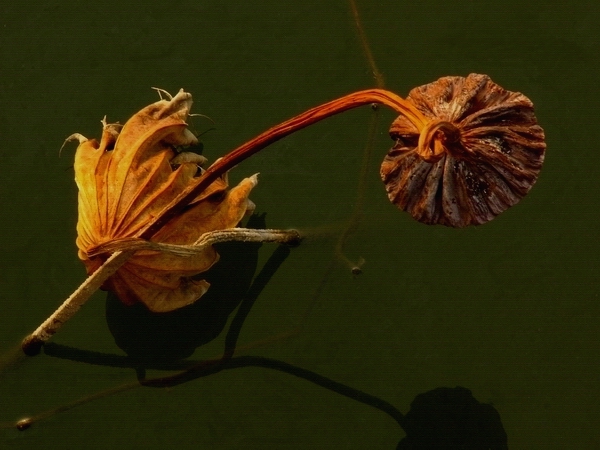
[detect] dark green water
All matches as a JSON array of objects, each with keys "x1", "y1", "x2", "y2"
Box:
[{"x1": 1, "y1": 1, "x2": 598, "y2": 448}]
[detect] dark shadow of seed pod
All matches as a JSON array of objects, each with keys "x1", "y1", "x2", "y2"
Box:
[
  {"x1": 397, "y1": 386, "x2": 508, "y2": 449},
  {"x1": 381, "y1": 73, "x2": 546, "y2": 227}
]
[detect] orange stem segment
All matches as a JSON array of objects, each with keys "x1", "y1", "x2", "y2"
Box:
[{"x1": 138, "y1": 89, "x2": 427, "y2": 240}]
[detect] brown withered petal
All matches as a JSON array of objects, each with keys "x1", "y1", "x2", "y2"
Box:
[
  {"x1": 380, "y1": 73, "x2": 546, "y2": 227},
  {"x1": 74, "y1": 90, "x2": 257, "y2": 312}
]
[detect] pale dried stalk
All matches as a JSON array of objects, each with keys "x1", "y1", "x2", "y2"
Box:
[
  {"x1": 91, "y1": 228, "x2": 301, "y2": 256},
  {"x1": 21, "y1": 228, "x2": 301, "y2": 355},
  {"x1": 21, "y1": 250, "x2": 133, "y2": 355}
]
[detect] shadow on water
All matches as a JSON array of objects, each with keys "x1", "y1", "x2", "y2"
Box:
[
  {"x1": 104, "y1": 213, "x2": 265, "y2": 361},
  {"x1": 39, "y1": 213, "x2": 507, "y2": 449}
]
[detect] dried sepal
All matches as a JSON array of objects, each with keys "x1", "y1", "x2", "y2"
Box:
[
  {"x1": 74, "y1": 89, "x2": 257, "y2": 312},
  {"x1": 381, "y1": 73, "x2": 546, "y2": 227}
]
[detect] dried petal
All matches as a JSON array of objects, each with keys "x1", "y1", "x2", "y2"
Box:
[
  {"x1": 74, "y1": 90, "x2": 257, "y2": 312},
  {"x1": 381, "y1": 73, "x2": 546, "y2": 227}
]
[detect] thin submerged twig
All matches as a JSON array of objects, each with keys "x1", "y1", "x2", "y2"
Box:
[
  {"x1": 330, "y1": 0, "x2": 385, "y2": 275},
  {"x1": 348, "y1": 0, "x2": 385, "y2": 88},
  {"x1": 333, "y1": 106, "x2": 380, "y2": 275}
]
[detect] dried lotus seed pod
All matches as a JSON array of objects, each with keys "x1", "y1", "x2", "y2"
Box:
[{"x1": 381, "y1": 73, "x2": 546, "y2": 227}]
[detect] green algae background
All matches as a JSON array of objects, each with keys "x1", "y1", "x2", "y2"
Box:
[{"x1": 0, "y1": 1, "x2": 599, "y2": 448}]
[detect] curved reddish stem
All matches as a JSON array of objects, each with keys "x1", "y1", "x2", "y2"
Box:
[
  {"x1": 416, "y1": 120, "x2": 460, "y2": 163},
  {"x1": 138, "y1": 89, "x2": 427, "y2": 240}
]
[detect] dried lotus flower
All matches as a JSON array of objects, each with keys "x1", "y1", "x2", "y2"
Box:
[
  {"x1": 21, "y1": 87, "x2": 298, "y2": 354},
  {"x1": 381, "y1": 73, "x2": 546, "y2": 227},
  {"x1": 73, "y1": 89, "x2": 258, "y2": 313}
]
